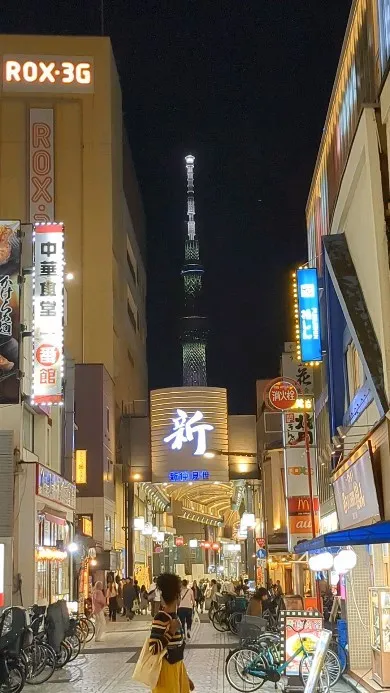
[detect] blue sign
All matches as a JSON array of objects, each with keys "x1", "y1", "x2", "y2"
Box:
[
  {"x1": 256, "y1": 549, "x2": 266, "y2": 560},
  {"x1": 297, "y1": 268, "x2": 322, "y2": 362},
  {"x1": 168, "y1": 470, "x2": 210, "y2": 482}
]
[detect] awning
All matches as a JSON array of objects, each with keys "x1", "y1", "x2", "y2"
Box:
[
  {"x1": 294, "y1": 520, "x2": 390, "y2": 554},
  {"x1": 39, "y1": 506, "x2": 67, "y2": 525}
]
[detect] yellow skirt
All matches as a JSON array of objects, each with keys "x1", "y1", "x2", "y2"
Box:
[{"x1": 152, "y1": 658, "x2": 190, "y2": 693}]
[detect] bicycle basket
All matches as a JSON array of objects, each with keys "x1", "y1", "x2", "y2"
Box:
[
  {"x1": 233, "y1": 597, "x2": 247, "y2": 612},
  {"x1": 216, "y1": 594, "x2": 229, "y2": 606}
]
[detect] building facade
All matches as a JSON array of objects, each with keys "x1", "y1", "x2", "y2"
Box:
[
  {"x1": 0, "y1": 35, "x2": 147, "y2": 600},
  {"x1": 297, "y1": 0, "x2": 390, "y2": 681}
]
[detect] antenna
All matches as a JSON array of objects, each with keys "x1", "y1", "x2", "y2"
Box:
[{"x1": 100, "y1": 0, "x2": 104, "y2": 35}]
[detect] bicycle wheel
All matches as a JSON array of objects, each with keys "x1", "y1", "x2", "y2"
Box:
[
  {"x1": 26, "y1": 644, "x2": 55, "y2": 685},
  {"x1": 212, "y1": 608, "x2": 230, "y2": 633},
  {"x1": 329, "y1": 641, "x2": 348, "y2": 675},
  {"x1": 0, "y1": 660, "x2": 26, "y2": 693},
  {"x1": 66, "y1": 635, "x2": 81, "y2": 662},
  {"x1": 80, "y1": 617, "x2": 95, "y2": 643},
  {"x1": 226, "y1": 647, "x2": 268, "y2": 692},
  {"x1": 230, "y1": 612, "x2": 243, "y2": 635},
  {"x1": 299, "y1": 654, "x2": 331, "y2": 692},
  {"x1": 54, "y1": 641, "x2": 71, "y2": 669}
]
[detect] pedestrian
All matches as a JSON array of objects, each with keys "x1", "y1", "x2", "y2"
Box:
[
  {"x1": 123, "y1": 577, "x2": 137, "y2": 620},
  {"x1": 140, "y1": 584, "x2": 149, "y2": 614},
  {"x1": 148, "y1": 573, "x2": 194, "y2": 693},
  {"x1": 106, "y1": 580, "x2": 118, "y2": 622},
  {"x1": 148, "y1": 576, "x2": 161, "y2": 617},
  {"x1": 92, "y1": 581, "x2": 106, "y2": 642},
  {"x1": 178, "y1": 579, "x2": 195, "y2": 640},
  {"x1": 275, "y1": 580, "x2": 284, "y2": 597},
  {"x1": 133, "y1": 578, "x2": 141, "y2": 614},
  {"x1": 209, "y1": 579, "x2": 218, "y2": 617}
]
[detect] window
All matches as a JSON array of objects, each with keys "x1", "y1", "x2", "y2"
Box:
[
  {"x1": 104, "y1": 515, "x2": 112, "y2": 543},
  {"x1": 126, "y1": 239, "x2": 137, "y2": 285},
  {"x1": 345, "y1": 341, "x2": 365, "y2": 404},
  {"x1": 106, "y1": 406, "x2": 110, "y2": 432},
  {"x1": 127, "y1": 300, "x2": 137, "y2": 332}
]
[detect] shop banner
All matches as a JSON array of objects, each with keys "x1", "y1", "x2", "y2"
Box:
[
  {"x1": 333, "y1": 448, "x2": 380, "y2": 529},
  {"x1": 284, "y1": 447, "x2": 319, "y2": 551},
  {"x1": 32, "y1": 222, "x2": 64, "y2": 405},
  {"x1": 282, "y1": 352, "x2": 314, "y2": 395},
  {"x1": 30, "y1": 109, "x2": 54, "y2": 223},
  {"x1": 284, "y1": 411, "x2": 315, "y2": 447},
  {"x1": 281, "y1": 611, "x2": 322, "y2": 676},
  {"x1": 0, "y1": 221, "x2": 21, "y2": 404}
]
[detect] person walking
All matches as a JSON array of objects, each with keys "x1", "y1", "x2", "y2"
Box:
[
  {"x1": 148, "y1": 577, "x2": 161, "y2": 617},
  {"x1": 178, "y1": 579, "x2": 195, "y2": 640},
  {"x1": 106, "y1": 580, "x2": 118, "y2": 622},
  {"x1": 191, "y1": 580, "x2": 200, "y2": 612},
  {"x1": 148, "y1": 573, "x2": 194, "y2": 693},
  {"x1": 123, "y1": 577, "x2": 137, "y2": 620},
  {"x1": 140, "y1": 585, "x2": 149, "y2": 614},
  {"x1": 92, "y1": 581, "x2": 106, "y2": 642}
]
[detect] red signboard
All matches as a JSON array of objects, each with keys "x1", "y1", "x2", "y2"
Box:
[
  {"x1": 256, "y1": 538, "x2": 265, "y2": 548},
  {"x1": 175, "y1": 536, "x2": 184, "y2": 547},
  {"x1": 266, "y1": 379, "x2": 298, "y2": 411},
  {"x1": 287, "y1": 497, "x2": 319, "y2": 514}
]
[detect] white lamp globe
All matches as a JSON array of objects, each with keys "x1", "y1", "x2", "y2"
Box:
[
  {"x1": 318, "y1": 551, "x2": 334, "y2": 570},
  {"x1": 334, "y1": 548, "x2": 357, "y2": 574},
  {"x1": 309, "y1": 554, "x2": 321, "y2": 571},
  {"x1": 330, "y1": 570, "x2": 340, "y2": 586}
]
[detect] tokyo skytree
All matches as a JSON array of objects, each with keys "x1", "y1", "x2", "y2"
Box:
[{"x1": 181, "y1": 155, "x2": 207, "y2": 386}]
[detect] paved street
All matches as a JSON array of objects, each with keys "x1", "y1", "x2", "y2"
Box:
[{"x1": 33, "y1": 614, "x2": 358, "y2": 693}]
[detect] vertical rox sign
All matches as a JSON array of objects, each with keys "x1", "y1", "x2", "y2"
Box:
[
  {"x1": 30, "y1": 109, "x2": 54, "y2": 223},
  {"x1": 265, "y1": 378, "x2": 299, "y2": 411}
]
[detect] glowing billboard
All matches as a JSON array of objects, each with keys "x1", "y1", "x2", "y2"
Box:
[{"x1": 296, "y1": 268, "x2": 322, "y2": 363}]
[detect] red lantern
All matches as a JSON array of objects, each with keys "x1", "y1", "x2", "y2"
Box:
[
  {"x1": 200, "y1": 541, "x2": 205, "y2": 548},
  {"x1": 212, "y1": 542, "x2": 219, "y2": 551},
  {"x1": 175, "y1": 536, "x2": 184, "y2": 547},
  {"x1": 204, "y1": 541, "x2": 211, "y2": 550}
]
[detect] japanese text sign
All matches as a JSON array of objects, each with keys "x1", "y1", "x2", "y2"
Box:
[
  {"x1": 37, "y1": 464, "x2": 76, "y2": 510},
  {"x1": 0, "y1": 221, "x2": 21, "y2": 404},
  {"x1": 333, "y1": 448, "x2": 380, "y2": 529},
  {"x1": 75, "y1": 450, "x2": 87, "y2": 484},
  {"x1": 282, "y1": 352, "x2": 313, "y2": 395},
  {"x1": 168, "y1": 470, "x2": 210, "y2": 482},
  {"x1": 266, "y1": 379, "x2": 298, "y2": 411},
  {"x1": 284, "y1": 411, "x2": 315, "y2": 447},
  {"x1": 32, "y1": 222, "x2": 64, "y2": 405},
  {"x1": 297, "y1": 268, "x2": 322, "y2": 362}
]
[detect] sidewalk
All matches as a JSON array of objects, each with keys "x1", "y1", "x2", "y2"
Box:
[{"x1": 33, "y1": 613, "x2": 363, "y2": 693}]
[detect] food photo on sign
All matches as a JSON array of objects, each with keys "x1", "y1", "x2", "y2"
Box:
[
  {"x1": 0, "y1": 221, "x2": 21, "y2": 404},
  {"x1": 283, "y1": 614, "x2": 322, "y2": 676}
]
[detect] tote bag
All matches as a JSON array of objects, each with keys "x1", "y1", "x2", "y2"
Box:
[{"x1": 132, "y1": 637, "x2": 167, "y2": 689}]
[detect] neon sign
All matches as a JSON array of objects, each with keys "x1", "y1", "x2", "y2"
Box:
[
  {"x1": 3, "y1": 56, "x2": 94, "y2": 92},
  {"x1": 296, "y1": 268, "x2": 322, "y2": 362},
  {"x1": 168, "y1": 470, "x2": 210, "y2": 482},
  {"x1": 163, "y1": 408, "x2": 214, "y2": 456}
]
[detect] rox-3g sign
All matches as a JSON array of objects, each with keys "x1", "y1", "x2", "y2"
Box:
[{"x1": 2, "y1": 56, "x2": 94, "y2": 92}]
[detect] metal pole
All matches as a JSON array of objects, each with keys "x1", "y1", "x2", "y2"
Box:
[{"x1": 303, "y1": 410, "x2": 321, "y2": 612}]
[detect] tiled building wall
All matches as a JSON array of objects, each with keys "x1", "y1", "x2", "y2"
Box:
[{"x1": 345, "y1": 545, "x2": 372, "y2": 670}]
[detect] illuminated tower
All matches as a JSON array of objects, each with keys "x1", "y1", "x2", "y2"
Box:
[{"x1": 181, "y1": 155, "x2": 207, "y2": 386}]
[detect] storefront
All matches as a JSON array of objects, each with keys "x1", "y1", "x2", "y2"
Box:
[
  {"x1": 16, "y1": 463, "x2": 76, "y2": 606},
  {"x1": 295, "y1": 427, "x2": 390, "y2": 684}
]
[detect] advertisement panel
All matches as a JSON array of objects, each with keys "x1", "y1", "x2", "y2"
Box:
[
  {"x1": 32, "y1": 222, "x2": 64, "y2": 406},
  {"x1": 333, "y1": 447, "x2": 380, "y2": 529},
  {"x1": 284, "y1": 447, "x2": 319, "y2": 551},
  {"x1": 282, "y1": 612, "x2": 323, "y2": 676},
  {"x1": 0, "y1": 221, "x2": 21, "y2": 404},
  {"x1": 30, "y1": 109, "x2": 54, "y2": 223},
  {"x1": 150, "y1": 387, "x2": 229, "y2": 483},
  {"x1": 296, "y1": 268, "x2": 322, "y2": 362}
]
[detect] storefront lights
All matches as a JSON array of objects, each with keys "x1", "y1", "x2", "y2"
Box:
[
  {"x1": 189, "y1": 539, "x2": 198, "y2": 548},
  {"x1": 133, "y1": 517, "x2": 145, "y2": 531},
  {"x1": 308, "y1": 551, "x2": 334, "y2": 571},
  {"x1": 241, "y1": 512, "x2": 256, "y2": 529},
  {"x1": 333, "y1": 548, "x2": 357, "y2": 573},
  {"x1": 142, "y1": 522, "x2": 153, "y2": 536},
  {"x1": 67, "y1": 542, "x2": 78, "y2": 554},
  {"x1": 155, "y1": 532, "x2": 165, "y2": 543}
]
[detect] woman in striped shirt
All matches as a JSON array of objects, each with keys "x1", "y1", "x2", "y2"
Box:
[{"x1": 149, "y1": 573, "x2": 194, "y2": 693}]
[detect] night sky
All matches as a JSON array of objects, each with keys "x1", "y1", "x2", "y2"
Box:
[{"x1": 3, "y1": 1, "x2": 352, "y2": 413}]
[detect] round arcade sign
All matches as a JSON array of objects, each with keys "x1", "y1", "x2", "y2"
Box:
[{"x1": 265, "y1": 378, "x2": 298, "y2": 411}]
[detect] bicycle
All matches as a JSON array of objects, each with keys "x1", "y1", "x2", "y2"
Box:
[{"x1": 226, "y1": 620, "x2": 337, "y2": 692}]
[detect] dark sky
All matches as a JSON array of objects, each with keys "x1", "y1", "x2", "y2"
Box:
[{"x1": 3, "y1": 1, "x2": 352, "y2": 413}]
